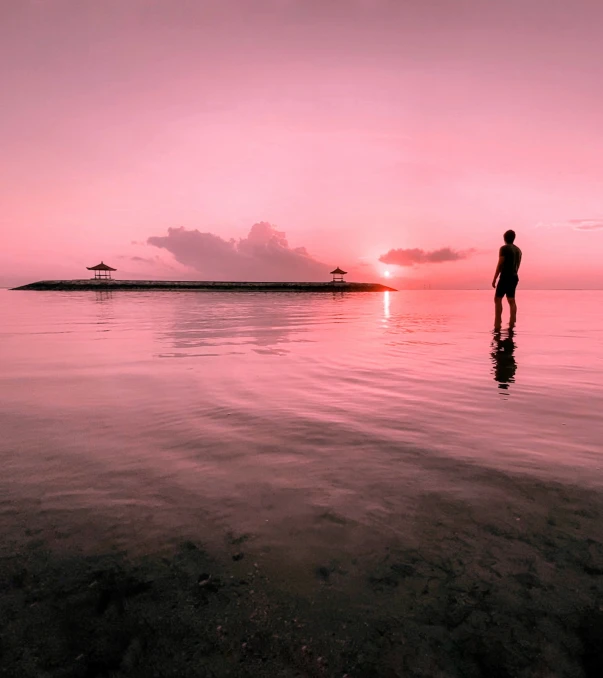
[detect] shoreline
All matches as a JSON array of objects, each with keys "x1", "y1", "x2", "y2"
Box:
[
  {"x1": 2, "y1": 468, "x2": 603, "y2": 677},
  {"x1": 11, "y1": 280, "x2": 397, "y2": 292}
]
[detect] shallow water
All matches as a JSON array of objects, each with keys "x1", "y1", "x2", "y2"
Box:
[{"x1": 1, "y1": 289, "x2": 602, "y2": 559}]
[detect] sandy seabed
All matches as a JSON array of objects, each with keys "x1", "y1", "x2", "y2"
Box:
[{"x1": 2, "y1": 468, "x2": 603, "y2": 678}]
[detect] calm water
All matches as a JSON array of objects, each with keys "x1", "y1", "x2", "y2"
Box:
[{"x1": 1, "y1": 289, "x2": 602, "y2": 561}]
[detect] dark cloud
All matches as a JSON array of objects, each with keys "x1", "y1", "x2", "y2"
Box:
[
  {"x1": 379, "y1": 247, "x2": 473, "y2": 267},
  {"x1": 147, "y1": 222, "x2": 330, "y2": 281}
]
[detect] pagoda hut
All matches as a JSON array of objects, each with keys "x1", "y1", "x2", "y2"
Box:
[
  {"x1": 330, "y1": 267, "x2": 347, "y2": 283},
  {"x1": 87, "y1": 262, "x2": 116, "y2": 280}
]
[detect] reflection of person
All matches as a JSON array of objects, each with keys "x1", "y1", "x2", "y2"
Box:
[
  {"x1": 491, "y1": 329, "x2": 517, "y2": 390},
  {"x1": 492, "y1": 230, "x2": 522, "y2": 330}
]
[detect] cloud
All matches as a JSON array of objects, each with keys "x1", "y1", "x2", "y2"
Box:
[
  {"x1": 536, "y1": 219, "x2": 603, "y2": 231},
  {"x1": 114, "y1": 253, "x2": 179, "y2": 274},
  {"x1": 116, "y1": 254, "x2": 172, "y2": 265},
  {"x1": 378, "y1": 247, "x2": 474, "y2": 267},
  {"x1": 129, "y1": 255, "x2": 155, "y2": 263},
  {"x1": 147, "y1": 222, "x2": 330, "y2": 281},
  {"x1": 568, "y1": 219, "x2": 603, "y2": 232}
]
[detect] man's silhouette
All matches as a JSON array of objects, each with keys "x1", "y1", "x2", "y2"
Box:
[{"x1": 492, "y1": 230, "x2": 522, "y2": 329}]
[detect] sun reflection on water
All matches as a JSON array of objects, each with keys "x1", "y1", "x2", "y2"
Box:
[{"x1": 383, "y1": 291, "x2": 390, "y2": 320}]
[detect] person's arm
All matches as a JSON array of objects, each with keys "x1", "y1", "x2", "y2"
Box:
[{"x1": 492, "y1": 251, "x2": 504, "y2": 288}]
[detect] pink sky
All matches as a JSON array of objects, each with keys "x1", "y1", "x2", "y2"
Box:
[{"x1": 1, "y1": 0, "x2": 602, "y2": 288}]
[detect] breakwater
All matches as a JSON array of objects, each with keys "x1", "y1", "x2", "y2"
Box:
[{"x1": 12, "y1": 279, "x2": 396, "y2": 292}]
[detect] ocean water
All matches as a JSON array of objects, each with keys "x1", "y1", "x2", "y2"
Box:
[{"x1": 1, "y1": 288, "x2": 602, "y2": 563}]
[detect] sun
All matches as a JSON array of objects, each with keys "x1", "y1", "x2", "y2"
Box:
[{"x1": 383, "y1": 270, "x2": 391, "y2": 278}]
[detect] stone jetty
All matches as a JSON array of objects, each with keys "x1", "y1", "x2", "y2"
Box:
[{"x1": 12, "y1": 279, "x2": 397, "y2": 292}]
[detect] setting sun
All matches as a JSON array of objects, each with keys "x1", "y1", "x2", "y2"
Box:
[{"x1": 383, "y1": 270, "x2": 391, "y2": 278}]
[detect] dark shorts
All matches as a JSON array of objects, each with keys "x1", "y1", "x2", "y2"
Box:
[{"x1": 496, "y1": 275, "x2": 519, "y2": 299}]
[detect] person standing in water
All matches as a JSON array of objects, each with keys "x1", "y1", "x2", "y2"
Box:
[{"x1": 492, "y1": 230, "x2": 522, "y2": 329}]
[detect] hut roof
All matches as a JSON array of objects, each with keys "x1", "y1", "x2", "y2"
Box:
[
  {"x1": 87, "y1": 261, "x2": 116, "y2": 271},
  {"x1": 330, "y1": 267, "x2": 347, "y2": 275}
]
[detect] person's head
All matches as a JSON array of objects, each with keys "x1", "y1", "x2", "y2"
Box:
[{"x1": 503, "y1": 229, "x2": 516, "y2": 244}]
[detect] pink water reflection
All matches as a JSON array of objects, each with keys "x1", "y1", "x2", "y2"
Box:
[{"x1": 0, "y1": 290, "x2": 601, "y2": 556}]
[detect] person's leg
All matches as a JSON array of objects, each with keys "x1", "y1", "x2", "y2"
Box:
[
  {"x1": 494, "y1": 278, "x2": 506, "y2": 329},
  {"x1": 508, "y1": 297, "x2": 517, "y2": 327},
  {"x1": 494, "y1": 295, "x2": 503, "y2": 329},
  {"x1": 507, "y1": 276, "x2": 518, "y2": 328}
]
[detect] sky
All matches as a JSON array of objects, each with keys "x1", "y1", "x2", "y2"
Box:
[{"x1": 1, "y1": 0, "x2": 602, "y2": 288}]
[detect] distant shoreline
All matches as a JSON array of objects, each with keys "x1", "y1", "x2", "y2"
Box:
[{"x1": 12, "y1": 279, "x2": 397, "y2": 292}]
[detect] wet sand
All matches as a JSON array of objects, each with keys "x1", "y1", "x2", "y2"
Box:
[{"x1": 2, "y1": 467, "x2": 603, "y2": 678}]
